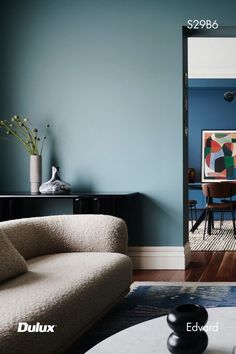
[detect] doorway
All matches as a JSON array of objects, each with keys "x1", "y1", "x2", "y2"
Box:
[{"x1": 183, "y1": 27, "x2": 236, "y2": 251}]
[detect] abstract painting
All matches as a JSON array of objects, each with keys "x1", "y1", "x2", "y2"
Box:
[{"x1": 201, "y1": 130, "x2": 236, "y2": 182}]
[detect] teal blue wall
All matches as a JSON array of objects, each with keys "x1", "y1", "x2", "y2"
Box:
[{"x1": 1, "y1": 0, "x2": 236, "y2": 246}]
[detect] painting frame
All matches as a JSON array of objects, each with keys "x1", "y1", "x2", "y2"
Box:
[{"x1": 201, "y1": 129, "x2": 236, "y2": 182}]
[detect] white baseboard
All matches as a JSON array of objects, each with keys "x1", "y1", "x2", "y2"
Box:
[{"x1": 128, "y1": 242, "x2": 191, "y2": 270}]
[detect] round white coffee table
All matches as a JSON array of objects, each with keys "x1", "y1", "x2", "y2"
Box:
[{"x1": 86, "y1": 307, "x2": 236, "y2": 353}]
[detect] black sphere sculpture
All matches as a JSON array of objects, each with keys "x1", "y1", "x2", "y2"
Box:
[
  {"x1": 224, "y1": 91, "x2": 236, "y2": 102},
  {"x1": 167, "y1": 304, "x2": 208, "y2": 354}
]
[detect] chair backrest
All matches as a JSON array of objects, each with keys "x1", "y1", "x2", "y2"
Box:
[{"x1": 202, "y1": 182, "x2": 234, "y2": 199}]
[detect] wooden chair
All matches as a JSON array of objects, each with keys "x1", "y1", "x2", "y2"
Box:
[
  {"x1": 220, "y1": 182, "x2": 236, "y2": 228},
  {"x1": 202, "y1": 182, "x2": 236, "y2": 240}
]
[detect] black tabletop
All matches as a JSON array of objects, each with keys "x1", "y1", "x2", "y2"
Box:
[{"x1": 0, "y1": 192, "x2": 139, "y2": 198}]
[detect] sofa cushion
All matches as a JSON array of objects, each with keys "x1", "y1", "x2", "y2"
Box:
[
  {"x1": 0, "y1": 230, "x2": 28, "y2": 282},
  {"x1": 0, "y1": 252, "x2": 132, "y2": 354}
]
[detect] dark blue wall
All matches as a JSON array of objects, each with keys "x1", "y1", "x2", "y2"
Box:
[{"x1": 189, "y1": 79, "x2": 236, "y2": 182}]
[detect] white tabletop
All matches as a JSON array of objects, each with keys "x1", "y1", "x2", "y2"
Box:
[{"x1": 86, "y1": 307, "x2": 236, "y2": 354}]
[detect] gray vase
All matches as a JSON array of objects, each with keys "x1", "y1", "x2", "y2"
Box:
[{"x1": 39, "y1": 166, "x2": 71, "y2": 194}]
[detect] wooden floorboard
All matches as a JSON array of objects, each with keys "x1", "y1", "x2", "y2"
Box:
[
  {"x1": 133, "y1": 251, "x2": 236, "y2": 282},
  {"x1": 198, "y1": 252, "x2": 225, "y2": 282},
  {"x1": 215, "y1": 252, "x2": 236, "y2": 281},
  {"x1": 185, "y1": 252, "x2": 213, "y2": 282}
]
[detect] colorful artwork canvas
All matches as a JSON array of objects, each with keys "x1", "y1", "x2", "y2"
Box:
[{"x1": 201, "y1": 130, "x2": 236, "y2": 182}]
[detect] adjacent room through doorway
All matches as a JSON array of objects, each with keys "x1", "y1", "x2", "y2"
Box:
[{"x1": 186, "y1": 32, "x2": 236, "y2": 251}]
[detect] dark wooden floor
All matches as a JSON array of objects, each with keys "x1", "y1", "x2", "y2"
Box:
[{"x1": 133, "y1": 251, "x2": 236, "y2": 282}]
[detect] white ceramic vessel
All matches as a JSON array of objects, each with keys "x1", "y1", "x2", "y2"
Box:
[
  {"x1": 39, "y1": 166, "x2": 71, "y2": 194},
  {"x1": 30, "y1": 155, "x2": 42, "y2": 195}
]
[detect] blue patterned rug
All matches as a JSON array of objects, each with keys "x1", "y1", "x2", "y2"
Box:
[{"x1": 67, "y1": 282, "x2": 236, "y2": 353}]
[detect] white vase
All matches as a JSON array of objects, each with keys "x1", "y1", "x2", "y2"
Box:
[{"x1": 30, "y1": 155, "x2": 42, "y2": 194}]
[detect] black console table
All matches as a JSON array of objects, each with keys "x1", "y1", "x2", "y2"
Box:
[{"x1": 0, "y1": 193, "x2": 138, "y2": 221}]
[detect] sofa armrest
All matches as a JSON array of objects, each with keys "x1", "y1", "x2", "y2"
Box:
[
  {"x1": 58, "y1": 214, "x2": 128, "y2": 254},
  {"x1": 1, "y1": 215, "x2": 128, "y2": 259}
]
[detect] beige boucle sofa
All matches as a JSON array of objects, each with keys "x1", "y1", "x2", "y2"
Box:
[{"x1": 0, "y1": 214, "x2": 132, "y2": 354}]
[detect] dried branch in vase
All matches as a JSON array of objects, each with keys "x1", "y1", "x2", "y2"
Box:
[{"x1": 0, "y1": 115, "x2": 50, "y2": 156}]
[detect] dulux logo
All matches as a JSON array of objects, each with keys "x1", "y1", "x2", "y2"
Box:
[{"x1": 17, "y1": 322, "x2": 56, "y2": 333}]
